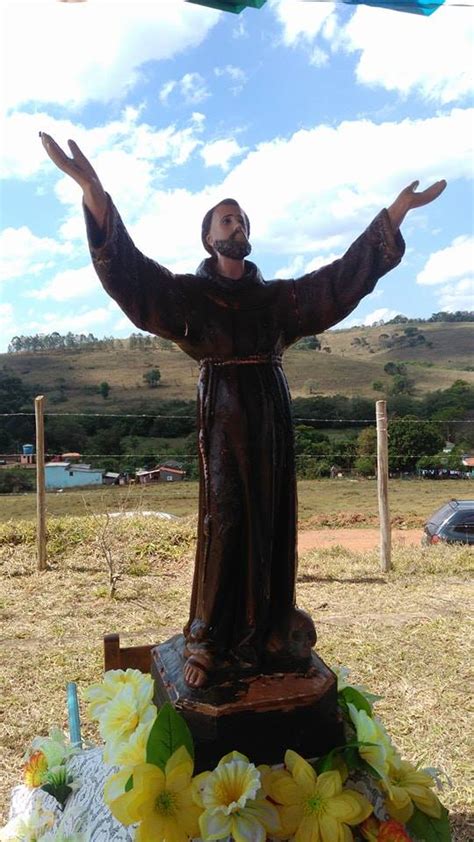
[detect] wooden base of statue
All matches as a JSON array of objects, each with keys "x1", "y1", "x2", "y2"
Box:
[{"x1": 151, "y1": 634, "x2": 344, "y2": 772}]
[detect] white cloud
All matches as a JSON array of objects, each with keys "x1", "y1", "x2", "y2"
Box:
[
  {"x1": 270, "y1": 0, "x2": 336, "y2": 45},
  {"x1": 159, "y1": 81, "x2": 177, "y2": 105},
  {"x1": 159, "y1": 73, "x2": 209, "y2": 106},
  {"x1": 342, "y1": 307, "x2": 401, "y2": 329},
  {"x1": 0, "y1": 0, "x2": 219, "y2": 112},
  {"x1": 2, "y1": 107, "x2": 205, "y2": 183},
  {"x1": 213, "y1": 65, "x2": 247, "y2": 94},
  {"x1": 436, "y1": 278, "x2": 474, "y2": 312},
  {"x1": 417, "y1": 235, "x2": 474, "y2": 286},
  {"x1": 275, "y1": 251, "x2": 341, "y2": 278},
  {"x1": 218, "y1": 108, "x2": 473, "y2": 255},
  {"x1": 27, "y1": 265, "x2": 101, "y2": 302},
  {"x1": 27, "y1": 307, "x2": 113, "y2": 335},
  {"x1": 200, "y1": 138, "x2": 246, "y2": 170},
  {"x1": 417, "y1": 235, "x2": 474, "y2": 312},
  {"x1": 274, "y1": 255, "x2": 306, "y2": 277},
  {"x1": 270, "y1": 1, "x2": 473, "y2": 105},
  {"x1": 114, "y1": 315, "x2": 136, "y2": 332},
  {"x1": 310, "y1": 47, "x2": 329, "y2": 68},
  {"x1": 0, "y1": 303, "x2": 16, "y2": 346},
  {"x1": 0, "y1": 226, "x2": 72, "y2": 281},
  {"x1": 342, "y1": 6, "x2": 474, "y2": 104}
]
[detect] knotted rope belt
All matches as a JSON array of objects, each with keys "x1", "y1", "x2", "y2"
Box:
[{"x1": 199, "y1": 354, "x2": 282, "y2": 368}]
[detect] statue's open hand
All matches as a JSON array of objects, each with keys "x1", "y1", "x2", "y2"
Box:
[
  {"x1": 40, "y1": 133, "x2": 99, "y2": 190},
  {"x1": 40, "y1": 132, "x2": 107, "y2": 227},
  {"x1": 399, "y1": 179, "x2": 447, "y2": 210},
  {"x1": 388, "y1": 178, "x2": 447, "y2": 231}
]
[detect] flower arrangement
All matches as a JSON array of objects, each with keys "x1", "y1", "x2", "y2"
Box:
[
  {"x1": 1, "y1": 667, "x2": 451, "y2": 842},
  {"x1": 91, "y1": 667, "x2": 451, "y2": 842}
]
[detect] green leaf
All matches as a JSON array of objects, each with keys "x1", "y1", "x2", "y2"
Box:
[
  {"x1": 146, "y1": 702, "x2": 194, "y2": 770},
  {"x1": 406, "y1": 805, "x2": 451, "y2": 842},
  {"x1": 41, "y1": 782, "x2": 72, "y2": 808},
  {"x1": 340, "y1": 686, "x2": 373, "y2": 716},
  {"x1": 124, "y1": 774, "x2": 133, "y2": 792},
  {"x1": 313, "y1": 741, "x2": 381, "y2": 778}
]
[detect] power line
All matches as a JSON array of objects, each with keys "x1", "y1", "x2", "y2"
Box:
[{"x1": 0, "y1": 412, "x2": 471, "y2": 424}]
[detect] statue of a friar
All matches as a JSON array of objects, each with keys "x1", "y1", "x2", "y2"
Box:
[{"x1": 41, "y1": 132, "x2": 445, "y2": 689}]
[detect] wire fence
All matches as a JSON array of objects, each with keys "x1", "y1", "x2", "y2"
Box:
[{"x1": 0, "y1": 413, "x2": 472, "y2": 472}]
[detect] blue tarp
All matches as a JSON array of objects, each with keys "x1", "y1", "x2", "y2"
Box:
[{"x1": 186, "y1": 0, "x2": 446, "y2": 16}]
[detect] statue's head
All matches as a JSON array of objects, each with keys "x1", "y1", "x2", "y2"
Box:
[{"x1": 201, "y1": 199, "x2": 251, "y2": 260}]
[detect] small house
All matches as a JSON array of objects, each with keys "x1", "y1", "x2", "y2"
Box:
[
  {"x1": 103, "y1": 472, "x2": 121, "y2": 486},
  {"x1": 44, "y1": 462, "x2": 103, "y2": 490},
  {"x1": 20, "y1": 444, "x2": 35, "y2": 465},
  {"x1": 136, "y1": 463, "x2": 186, "y2": 484},
  {"x1": 461, "y1": 455, "x2": 474, "y2": 478}
]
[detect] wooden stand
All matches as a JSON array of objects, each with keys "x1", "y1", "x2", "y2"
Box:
[{"x1": 151, "y1": 634, "x2": 344, "y2": 771}]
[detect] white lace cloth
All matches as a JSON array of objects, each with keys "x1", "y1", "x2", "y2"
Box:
[
  {"x1": 9, "y1": 748, "x2": 134, "y2": 841},
  {"x1": 7, "y1": 747, "x2": 236, "y2": 841}
]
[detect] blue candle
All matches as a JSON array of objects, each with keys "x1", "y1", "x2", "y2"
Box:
[{"x1": 67, "y1": 681, "x2": 82, "y2": 749}]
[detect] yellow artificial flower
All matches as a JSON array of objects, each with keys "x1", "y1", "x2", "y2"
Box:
[
  {"x1": 194, "y1": 750, "x2": 281, "y2": 842},
  {"x1": 23, "y1": 750, "x2": 48, "y2": 787},
  {"x1": 382, "y1": 759, "x2": 442, "y2": 824},
  {"x1": 103, "y1": 717, "x2": 153, "y2": 768},
  {"x1": 84, "y1": 668, "x2": 154, "y2": 721},
  {"x1": 347, "y1": 703, "x2": 399, "y2": 781},
  {"x1": 267, "y1": 749, "x2": 372, "y2": 842},
  {"x1": 97, "y1": 683, "x2": 156, "y2": 746},
  {"x1": 105, "y1": 745, "x2": 201, "y2": 842}
]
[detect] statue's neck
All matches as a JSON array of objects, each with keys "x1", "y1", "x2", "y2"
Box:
[{"x1": 215, "y1": 254, "x2": 245, "y2": 280}]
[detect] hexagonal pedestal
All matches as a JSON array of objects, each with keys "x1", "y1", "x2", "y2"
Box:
[{"x1": 151, "y1": 634, "x2": 344, "y2": 772}]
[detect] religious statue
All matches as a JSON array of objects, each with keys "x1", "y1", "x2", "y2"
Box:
[{"x1": 41, "y1": 132, "x2": 446, "y2": 692}]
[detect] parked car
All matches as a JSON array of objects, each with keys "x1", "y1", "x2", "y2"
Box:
[{"x1": 422, "y1": 499, "x2": 474, "y2": 545}]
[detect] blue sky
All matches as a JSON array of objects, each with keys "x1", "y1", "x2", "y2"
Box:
[{"x1": 0, "y1": 0, "x2": 473, "y2": 352}]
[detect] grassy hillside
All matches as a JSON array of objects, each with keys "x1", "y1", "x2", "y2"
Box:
[{"x1": 1, "y1": 321, "x2": 473, "y2": 410}]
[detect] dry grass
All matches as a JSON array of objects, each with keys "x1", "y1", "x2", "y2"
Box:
[
  {"x1": 1, "y1": 477, "x2": 472, "y2": 525},
  {"x1": 0, "y1": 516, "x2": 472, "y2": 839}
]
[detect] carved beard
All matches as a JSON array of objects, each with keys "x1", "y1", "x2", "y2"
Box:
[{"x1": 213, "y1": 236, "x2": 252, "y2": 260}]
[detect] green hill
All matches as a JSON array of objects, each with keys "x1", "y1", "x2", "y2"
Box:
[{"x1": 1, "y1": 321, "x2": 472, "y2": 412}]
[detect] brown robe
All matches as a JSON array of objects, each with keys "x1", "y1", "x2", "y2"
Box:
[{"x1": 85, "y1": 199, "x2": 404, "y2": 672}]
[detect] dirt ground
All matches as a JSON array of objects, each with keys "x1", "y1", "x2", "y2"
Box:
[{"x1": 298, "y1": 528, "x2": 423, "y2": 552}]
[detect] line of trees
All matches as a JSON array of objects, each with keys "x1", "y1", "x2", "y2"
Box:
[
  {"x1": 6, "y1": 314, "x2": 473, "y2": 355},
  {"x1": 7, "y1": 332, "x2": 177, "y2": 354},
  {"x1": 386, "y1": 311, "x2": 474, "y2": 324}
]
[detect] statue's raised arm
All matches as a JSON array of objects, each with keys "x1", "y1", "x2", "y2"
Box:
[
  {"x1": 40, "y1": 132, "x2": 187, "y2": 341},
  {"x1": 40, "y1": 132, "x2": 108, "y2": 230}
]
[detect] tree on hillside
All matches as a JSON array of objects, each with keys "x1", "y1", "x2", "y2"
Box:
[
  {"x1": 388, "y1": 417, "x2": 444, "y2": 473},
  {"x1": 384, "y1": 361, "x2": 406, "y2": 376},
  {"x1": 0, "y1": 370, "x2": 31, "y2": 412},
  {"x1": 143, "y1": 368, "x2": 161, "y2": 388},
  {"x1": 99, "y1": 381, "x2": 110, "y2": 399},
  {"x1": 354, "y1": 426, "x2": 378, "y2": 476}
]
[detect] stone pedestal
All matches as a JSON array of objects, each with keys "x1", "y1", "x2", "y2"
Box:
[{"x1": 151, "y1": 634, "x2": 344, "y2": 772}]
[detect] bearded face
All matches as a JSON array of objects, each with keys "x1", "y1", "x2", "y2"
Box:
[
  {"x1": 205, "y1": 202, "x2": 251, "y2": 261},
  {"x1": 213, "y1": 232, "x2": 252, "y2": 260}
]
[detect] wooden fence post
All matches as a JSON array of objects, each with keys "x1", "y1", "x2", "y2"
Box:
[
  {"x1": 376, "y1": 400, "x2": 391, "y2": 572},
  {"x1": 35, "y1": 395, "x2": 47, "y2": 571}
]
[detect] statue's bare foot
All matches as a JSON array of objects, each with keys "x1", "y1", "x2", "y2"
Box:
[{"x1": 183, "y1": 655, "x2": 209, "y2": 688}]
